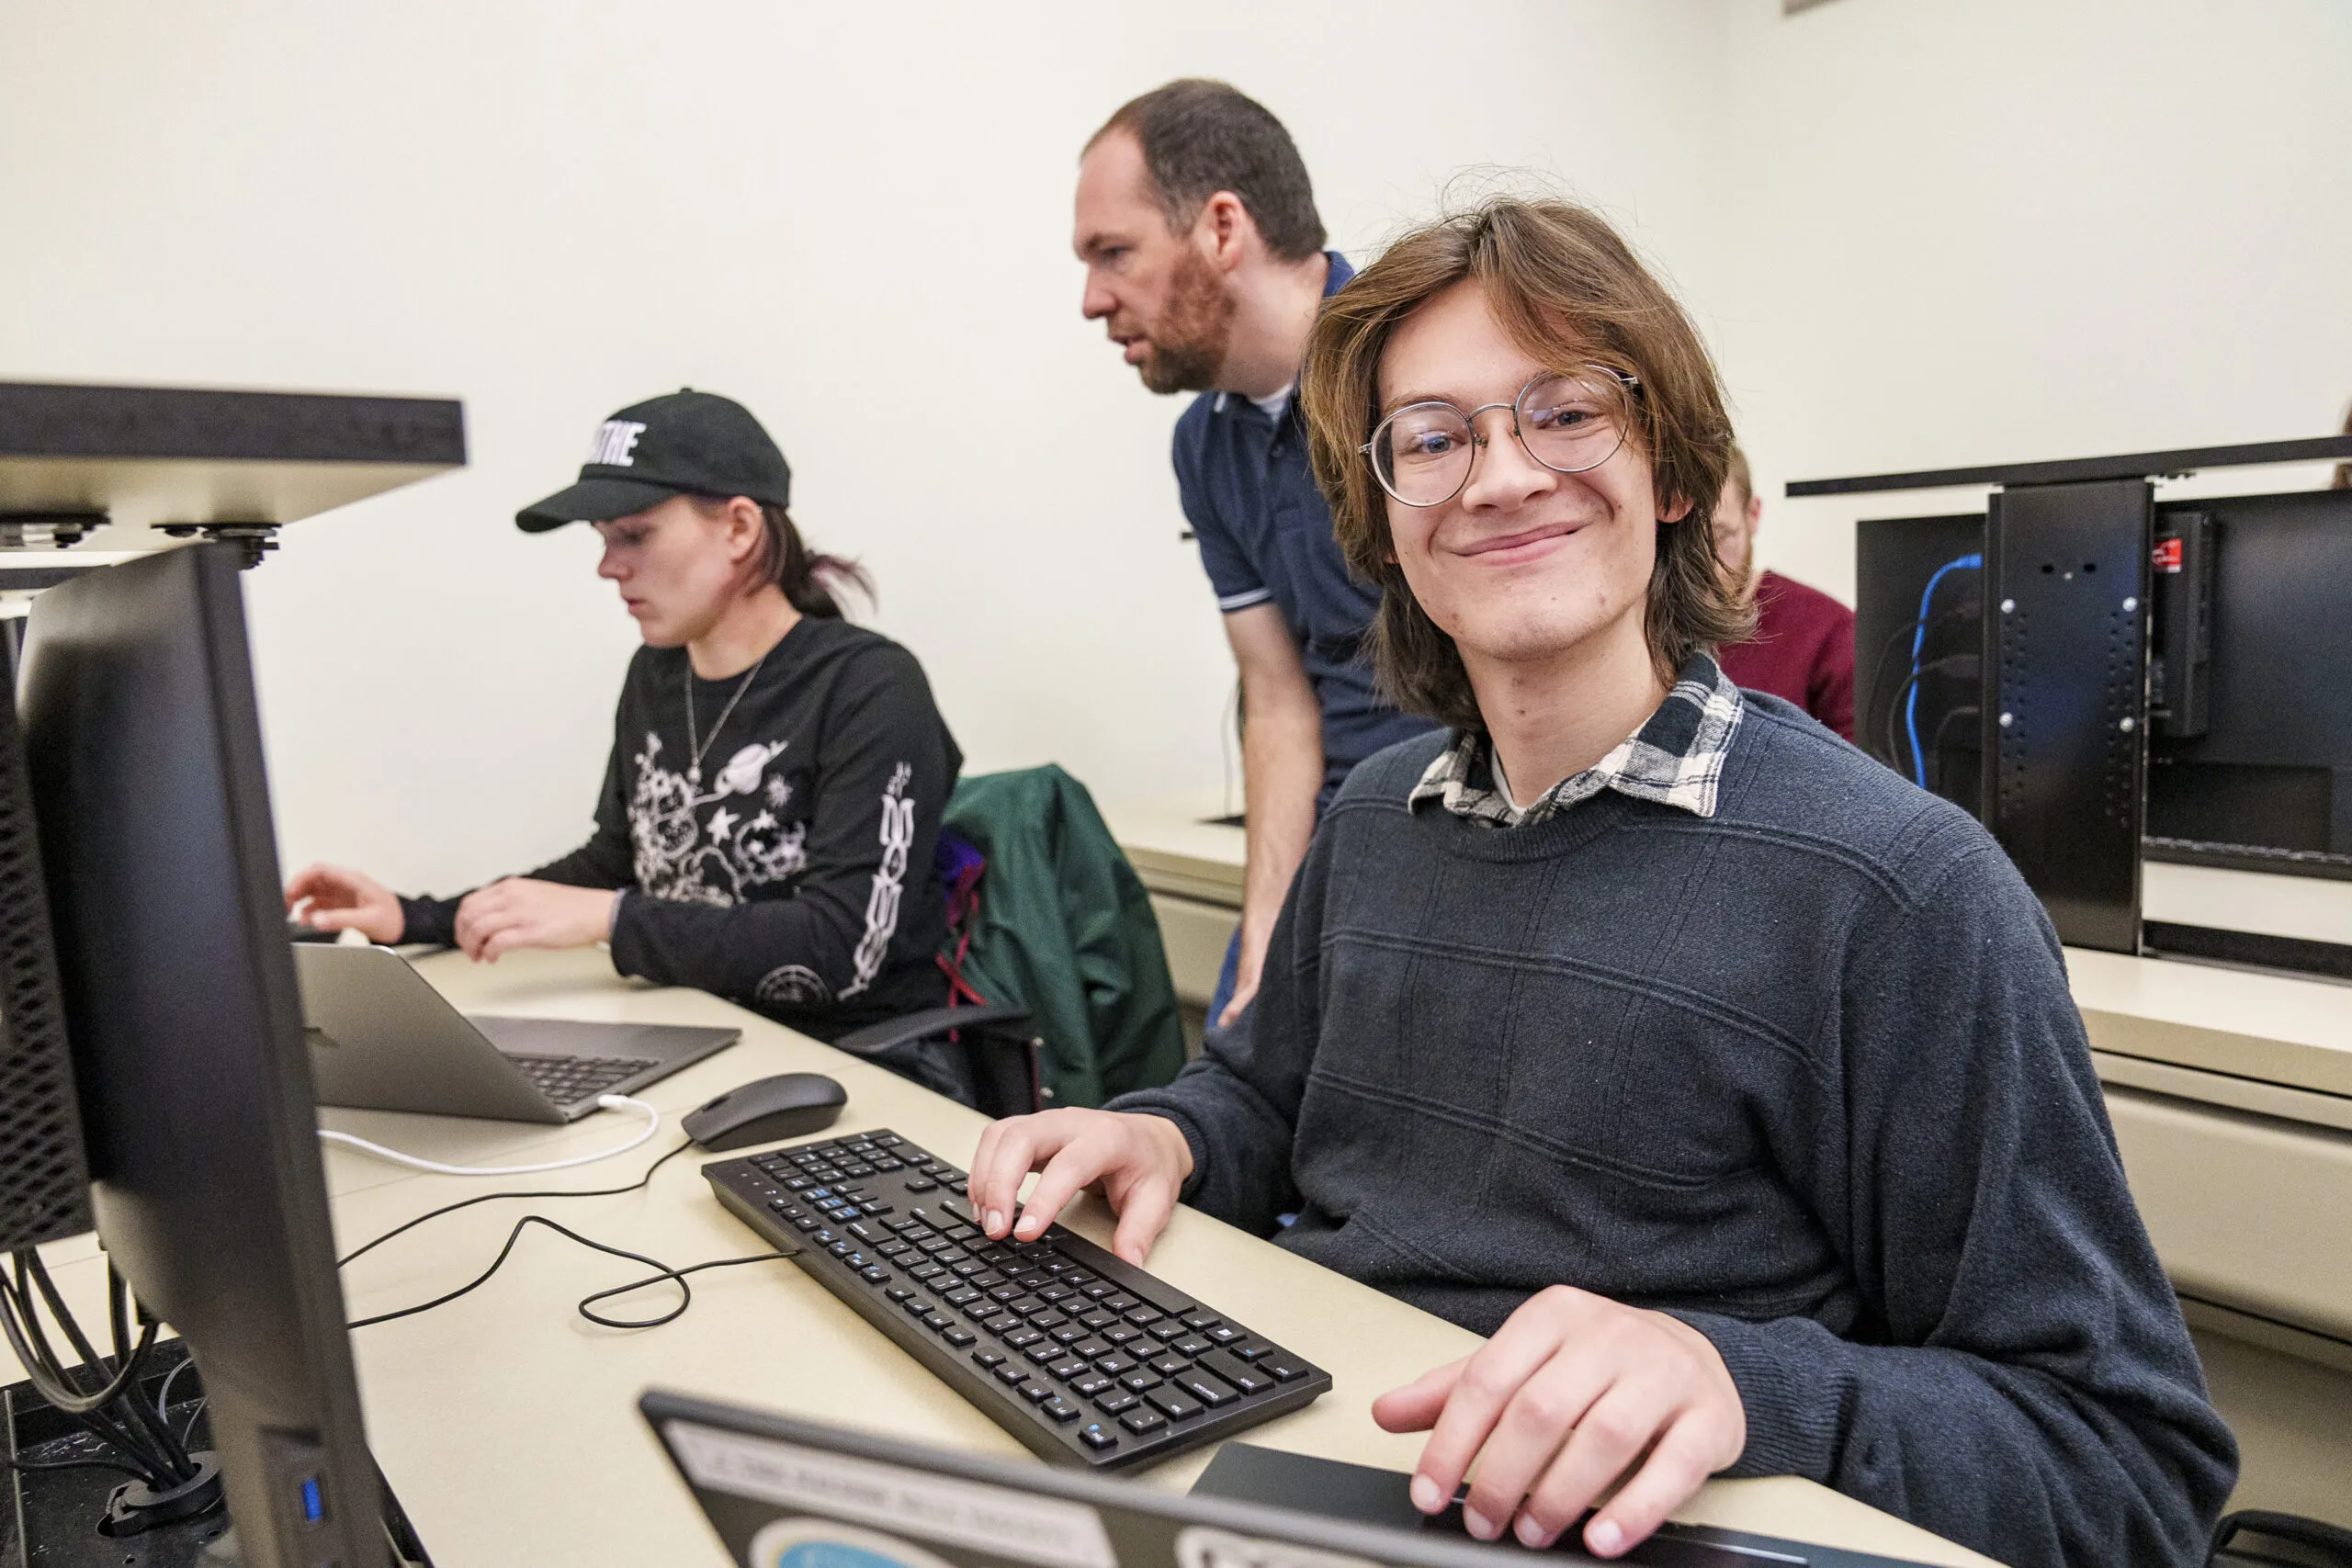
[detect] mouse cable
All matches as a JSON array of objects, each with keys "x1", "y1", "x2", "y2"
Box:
[
  {"x1": 344, "y1": 1212, "x2": 791, "y2": 1331},
  {"x1": 319, "y1": 1093, "x2": 661, "y2": 1176},
  {"x1": 575, "y1": 1251, "x2": 797, "y2": 1327},
  {"x1": 336, "y1": 1136, "x2": 696, "y2": 1269}
]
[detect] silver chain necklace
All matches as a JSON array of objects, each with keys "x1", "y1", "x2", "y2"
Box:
[{"x1": 684, "y1": 647, "x2": 774, "y2": 785}]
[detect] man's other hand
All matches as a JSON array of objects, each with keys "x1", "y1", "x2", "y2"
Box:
[{"x1": 1374, "y1": 1285, "x2": 1746, "y2": 1559}]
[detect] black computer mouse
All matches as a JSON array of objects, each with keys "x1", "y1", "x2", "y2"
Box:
[{"x1": 683, "y1": 1073, "x2": 847, "y2": 1151}]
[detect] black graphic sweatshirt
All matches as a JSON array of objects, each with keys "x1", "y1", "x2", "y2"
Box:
[{"x1": 401, "y1": 616, "x2": 961, "y2": 1042}]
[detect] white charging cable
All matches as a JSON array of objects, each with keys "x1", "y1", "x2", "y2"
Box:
[{"x1": 318, "y1": 1095, "x2": 662, "y2": 1176}]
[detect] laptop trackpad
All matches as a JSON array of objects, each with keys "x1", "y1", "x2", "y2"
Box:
[{"x1": 1193, "y1": 1443, "x2": 1428, "y2": 1532}]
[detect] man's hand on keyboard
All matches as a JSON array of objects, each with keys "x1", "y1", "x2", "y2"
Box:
[
  {"x1": 967, "y1": 1110, "x2": 1195, "y2": 1266},
  {"x1": 1372, "y1": 1285, "x2": 1746, "y2": 1561}
]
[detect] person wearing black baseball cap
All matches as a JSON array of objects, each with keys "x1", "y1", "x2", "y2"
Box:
[{"x1": 288, "y1": 390, "x2": 968, "y2": 1087}]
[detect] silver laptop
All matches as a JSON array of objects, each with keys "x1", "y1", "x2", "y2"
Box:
[{"x1": 293, "y1": 942, "x2": 739, "y2": 1123}]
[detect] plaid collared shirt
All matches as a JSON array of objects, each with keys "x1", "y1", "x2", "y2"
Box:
[{"x1": 1408, "y1": 654, "x2": 1745, "y2": 828}]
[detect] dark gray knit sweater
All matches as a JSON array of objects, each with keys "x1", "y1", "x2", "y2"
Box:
[{"x1": 1110, "y1": 694, "x2": 2235, "y2": 1568}]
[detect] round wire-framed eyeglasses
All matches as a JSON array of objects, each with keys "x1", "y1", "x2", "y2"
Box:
[{"x1": 1362, "y1": 367, "x2": 1640, "y2": 508}]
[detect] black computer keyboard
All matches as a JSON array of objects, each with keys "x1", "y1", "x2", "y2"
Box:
[
  {"x1": 501, "y1": 1051, "x2": 659, "y2": 1106},
  {"x1": 702, "y1": 1129, "x2": 1331, "y2": 1471}
]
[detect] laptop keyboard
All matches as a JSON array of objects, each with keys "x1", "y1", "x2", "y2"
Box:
[
  {"x1": 500, "y1": 1051, "x2": 659, "y2": 1107},
  {"x1": 702, "y1": 1130, "x2": 1330, "y2": 1472}
]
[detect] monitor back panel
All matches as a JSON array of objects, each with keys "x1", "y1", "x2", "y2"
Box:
[
  {"x1": 0, "y1": 646, "x2": 90, "y2": 1252},
  {"x1": 1858, "y1": 487, "x2": 2352, "y2": 886},
  {"x1": 1983, "y1": 478, "x2": 2153, "y2": 953},
  {"x1": 19, "y1": 545, "x2": 388, "y2": 1568}
]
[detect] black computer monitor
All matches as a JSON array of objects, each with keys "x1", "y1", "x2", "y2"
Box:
[
  {"x1": 1857, "y1": 488, "x2": 2352, "y2": 870},
  {"x1": 17, "y1": 544, "x2": 390, "y2": 1568}
]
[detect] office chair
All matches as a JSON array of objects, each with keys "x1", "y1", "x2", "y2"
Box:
[
  {"x1": 2210, "y1": 1510, "x2": 2352, "y2": 1568},
  {"x1": 822, "y1": 764, "x2": 1187, "y2": 1122},
  {"x1": 831, "y1": 1002, "x2": 1044, "y2": 1121}
]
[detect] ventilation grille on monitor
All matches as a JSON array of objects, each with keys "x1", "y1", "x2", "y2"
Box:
[{"x1": 0, "y1": 660, "x2": 91, "y2": 1253}]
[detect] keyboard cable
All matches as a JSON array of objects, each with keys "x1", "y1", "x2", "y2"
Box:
[{"x1": 318, "y1": 1093, "x2": 662, "y2": 1176}]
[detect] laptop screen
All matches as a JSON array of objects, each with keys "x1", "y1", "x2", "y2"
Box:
[{"x1": 640, "y1": 1392, "x2": 1939, "y2": 1568}]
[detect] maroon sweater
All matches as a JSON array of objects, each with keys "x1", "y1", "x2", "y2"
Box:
[{"x1": 1717, "y1": 570, "x2": 1855, "y2": 739}]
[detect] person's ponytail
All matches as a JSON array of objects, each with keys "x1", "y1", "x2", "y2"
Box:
[
  {"x1": 752, "y1": 502, "x2": 872, "y2": 618},
  {"x1": 689, "y1": 494, "x2": 873, "y2": 616}
]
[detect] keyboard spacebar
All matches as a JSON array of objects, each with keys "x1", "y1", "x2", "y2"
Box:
[{"x1": 938, "y1": 1194, "x2": 1194, "y2": 1315}]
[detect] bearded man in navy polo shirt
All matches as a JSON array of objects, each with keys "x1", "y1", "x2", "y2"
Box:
[{"x1": 1075, "y1": 79, "x2": 1438, "y2": 1027}]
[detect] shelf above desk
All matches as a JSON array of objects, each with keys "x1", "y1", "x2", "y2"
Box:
[{"x1": 0, "y1": 380, "x2": 465, "y2": 556}]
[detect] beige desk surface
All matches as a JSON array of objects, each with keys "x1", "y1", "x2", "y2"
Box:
[
  {"x1": 1100, "y1": 793, "x2": 1247, "y2": 908},
  {"x1": 6, "y1": 947, "x2": 1987, "y2": 1568},
  {"x1": 2067, "y1": 948, "x2": 2352, "y2": 1110}
]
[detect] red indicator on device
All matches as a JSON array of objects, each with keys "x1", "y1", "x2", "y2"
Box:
[{"x1": 2153, "y1": 537, "x2": 2184, "y2": 573}]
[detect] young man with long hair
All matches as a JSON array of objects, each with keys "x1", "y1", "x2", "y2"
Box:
[{"x1": 971, "y1": 199, "x2": 2234, "y2": 1564}]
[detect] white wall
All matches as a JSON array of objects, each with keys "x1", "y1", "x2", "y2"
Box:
[
  {"x1": 0, "y1": 0, "x2": 1724, "y2": 894},
  {"x1": 1714, "y1": 0, "x2": 2352, "y2": 602},
  {"x1": 5, "y1": 2, "x2": 2348, "y2": 894}
]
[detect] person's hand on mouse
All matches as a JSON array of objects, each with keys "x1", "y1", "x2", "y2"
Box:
[
  {"x1": 285, "y1": 863, "x2": 405, "y2": 944},
  {"x1": 1373, "y1": 1285, "x2": 1746, "y2": 1560},
  {"x1": 964, "y1": 1109, "x2": 1193, "y2": 1265},
  {"x1": 452, "y1": 878, "x2": 619, "y2": 963}
]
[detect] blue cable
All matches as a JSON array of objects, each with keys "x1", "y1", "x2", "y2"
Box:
[{"x1": 1905, "y1": 553, "x2": 1983, "y2": 786}]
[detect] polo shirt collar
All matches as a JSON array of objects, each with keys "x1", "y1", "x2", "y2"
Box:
[{"x1": 1211, "y1": 251, "x2": 1353, "y2": 420}]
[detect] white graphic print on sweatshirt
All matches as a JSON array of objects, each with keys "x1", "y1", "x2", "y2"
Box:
[
  {"x1": 838, "y1": 762, "x2": 915, "y2": 1000},
  {"x1": 753, "y1": 964, "x2": 831, "y2": 1009},
  {"x1": 628, "y1": 732, "x2": 806, "y2": 908}
]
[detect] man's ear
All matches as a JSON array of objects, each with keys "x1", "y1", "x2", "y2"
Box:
[
  {"x1": 1658, "y1": 490, "x2": 1695, "y2": 525},
  {"x1": 1196, "y1": 190, "x2": 1253, "y2": 271}
]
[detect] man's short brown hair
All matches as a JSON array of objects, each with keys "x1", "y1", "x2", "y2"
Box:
[
  {"x1": 1089, "y1": 80, "x2": 1326, "y2": 263},
  {"x1": 1301, "y1": 197, "x2": 1748, "y2": 731}
]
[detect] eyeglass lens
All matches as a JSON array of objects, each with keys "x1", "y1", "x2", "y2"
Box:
[{"x1": 1374, "y1": 372, "x2": 1626, "y2": 505}]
